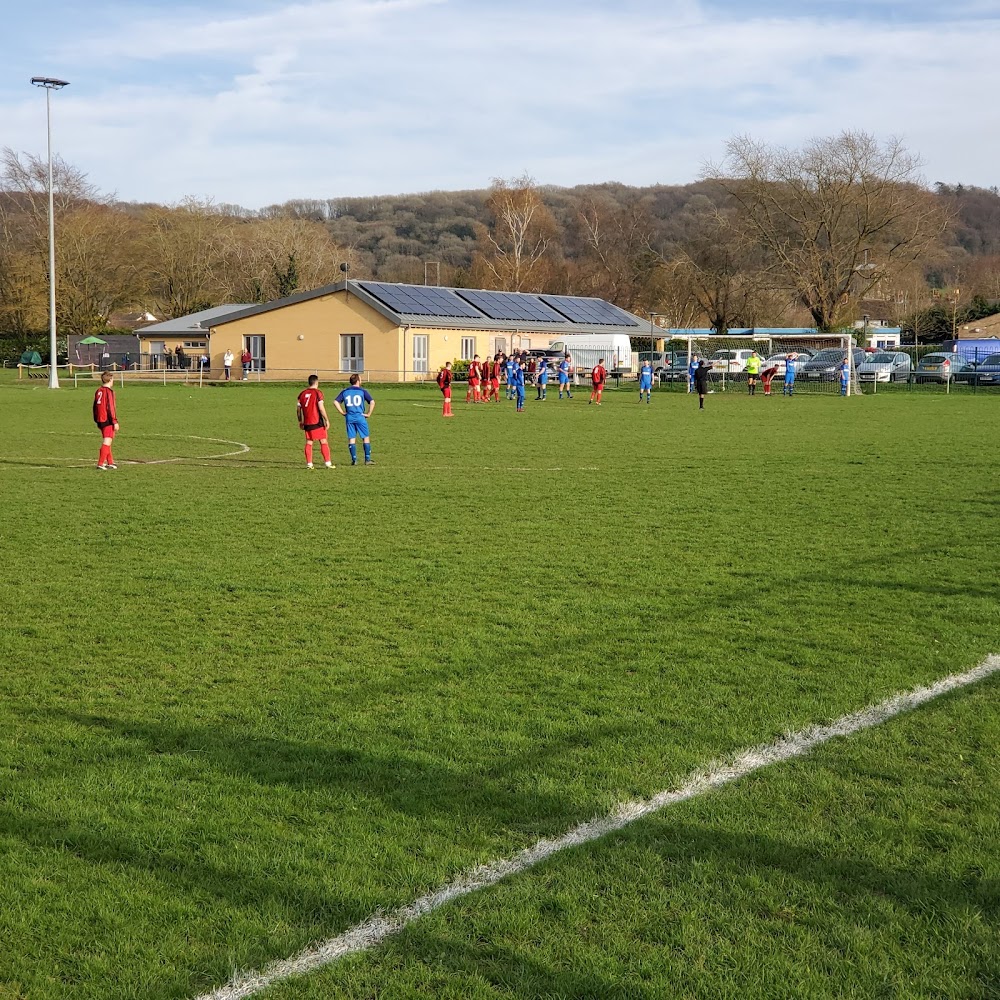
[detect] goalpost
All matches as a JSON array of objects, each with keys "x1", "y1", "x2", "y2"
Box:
[{"x1": 667, "y1": 333, "x2": 863, "y2": 396}]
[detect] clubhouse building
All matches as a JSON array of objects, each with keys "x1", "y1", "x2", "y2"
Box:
[{"x1": 136, "y1": 280, "x2": 645, "y2": 382}]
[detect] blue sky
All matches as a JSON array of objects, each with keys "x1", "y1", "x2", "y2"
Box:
[{"x1": 2, "y1": 0, "x2": 998, "y2": 208}]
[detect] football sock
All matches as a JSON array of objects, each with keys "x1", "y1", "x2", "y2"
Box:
[
  {"x1": 348, "y1": 443, "x2": 357, "y2": 462},
  {"x1": 304, "y1": 442, "x2": 313, "y2": 464},
  {"x1": 320, "y1": 442, "x2": 331, "y2": 463},
  {"x1": 363, "y1": 442, "x2": 371, "y2": 462},
  {"x1": 98, "y1": 444, "x2": 111, "y2": 466}
]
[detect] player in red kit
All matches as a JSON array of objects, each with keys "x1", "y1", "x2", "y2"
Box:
[
  {"x1": 437, "y1": 361, "x2": 453, "y2": 416},
  {"x1": 93, "y1": 370, "x2": 119, "y2": 470},
  {"x1": 590, "y1": 359, "x2": 607, "y2": 405},
  {"x1": 296, "y1": 374, "x2": 334, "y2": 469},
  {"x1": 466, "y1": 355, "x2": 482, "y2": 403},
  {"x1": 489, "y1": 356, "x2": 502, "y2": 401}
]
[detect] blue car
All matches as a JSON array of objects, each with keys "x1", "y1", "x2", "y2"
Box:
[{"x1": 955, "y1": 352, "x2": 1000, "y2": 385}]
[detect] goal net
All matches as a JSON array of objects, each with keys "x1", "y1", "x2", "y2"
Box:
[{"x1": 660, "y1": 334, "x2": 864, "y2": 396}]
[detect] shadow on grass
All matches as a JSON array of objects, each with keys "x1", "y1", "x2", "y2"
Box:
[
  {"x1": 42, "y1": 710, "x2": 620, "y2": 834},
  {"x1": 650, "y1": 821, "x2": 999, "y2": 919}
]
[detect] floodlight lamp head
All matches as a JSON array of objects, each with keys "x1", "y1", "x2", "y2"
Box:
[{"x1": 31, "y1": 77, "x2": 70, "y2": 90}]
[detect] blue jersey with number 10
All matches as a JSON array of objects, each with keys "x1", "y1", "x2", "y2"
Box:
[{"x1": 335, "y1": 387, "x2": 372, "y2": 414}]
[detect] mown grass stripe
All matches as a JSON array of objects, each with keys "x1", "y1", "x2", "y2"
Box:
[{"x1": 194, "y1": 654, "x2": 1000, "y2": 1000}]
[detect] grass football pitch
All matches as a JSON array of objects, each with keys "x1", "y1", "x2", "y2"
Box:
[{"x1": 0, "y1": 373, "x2": 998, "y2": 999}]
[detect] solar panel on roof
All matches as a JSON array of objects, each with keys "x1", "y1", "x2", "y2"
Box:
[
  {"x1": 359, "y1": 282, "x2": 483, "y2": 319},
  {"x1": 455, "y1": 289, "x2": 567, "y2": 323},
  {"x1": 541, "y1": 295, "x2": 639, "y2": 327}
]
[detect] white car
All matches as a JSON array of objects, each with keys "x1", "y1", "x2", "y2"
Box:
[{"x1": 708, "y1": 348, "x2": 757, "y2": 374}]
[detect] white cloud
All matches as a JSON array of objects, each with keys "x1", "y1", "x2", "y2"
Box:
[{"x1": 3, "y1": 0, "x2": 998, "y2": 205}]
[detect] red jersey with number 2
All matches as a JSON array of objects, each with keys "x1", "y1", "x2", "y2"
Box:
[
  {"x1": 93, "y1": 386, "x2": 117, "y2": 427},
  {"x1": 297, "y1": 388, "x2": 325, "y2": 431},
  {"x1": 592, "y1": 365, "x2": 607, "y2": 386}
]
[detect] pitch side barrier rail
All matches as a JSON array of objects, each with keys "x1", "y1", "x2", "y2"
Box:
[{"x1": 55, "y1": 362, "x2": 1000, "y2": 395}]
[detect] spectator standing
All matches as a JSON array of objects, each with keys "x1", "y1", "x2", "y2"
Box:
[
  {"x1": 223, "y1": 349, "x2": 234, "y2": 381},
  {"x1": 240, "y1": 347, "x2": 252, "y2": 379}
]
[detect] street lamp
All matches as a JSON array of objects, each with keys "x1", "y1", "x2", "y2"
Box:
[{"x1": 31, "y1": 76, "x2": 69, "y2": 389}]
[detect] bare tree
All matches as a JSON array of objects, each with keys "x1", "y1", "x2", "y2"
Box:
[
  {"x1": 712, "y1": 132, "x2": 951, "y2": 330},
  {"x1": 471, "y1": 175, "x2": 559, "y2": 292},
  {"x1": 574, "y1": 192, "x2": 661, "y2": 311}
]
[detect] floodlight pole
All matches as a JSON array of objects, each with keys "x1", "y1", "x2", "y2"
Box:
[{"x1": 31, "y1": 76, "x2": 69, "y2": 389}]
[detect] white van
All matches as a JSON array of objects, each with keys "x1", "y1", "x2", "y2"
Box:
[{"x1": 548, "y1": 335, "x2": 633, "y2": 373}]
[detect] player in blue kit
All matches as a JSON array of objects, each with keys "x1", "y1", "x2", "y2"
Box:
[
  {"x1": 510, "y1": 360, "x2": 526, "y2": 411},
  {"x1": 333, "y1": 374, "x2": 376, "y2": 465},
  {"x1": 638, "y1": 359, "x2": 653, "y2": 403},
  {"x1": 557, "y1": 355, "x2": 573, "y2": 399},
  {"x1": 504, "y1": 354, "x2": 516, "y2": 399},
  {"x1": 783, "y1": 353, "x2": 797, "y2": 396},
  {"x1": 687, "y1": 354, "x2": 700, "y2": 393},
  {"x1": 536, "y1": 357, "x2": 549, "y2": 400}
]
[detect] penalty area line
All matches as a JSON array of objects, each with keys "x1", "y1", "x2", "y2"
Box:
[{"x1": 192, "y1": 654, "x2": 1000, "y2": 1000}]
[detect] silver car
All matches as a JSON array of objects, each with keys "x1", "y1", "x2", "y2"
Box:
[{"x1": 857, "y1": 351, "x2": 912, "y2": 383}]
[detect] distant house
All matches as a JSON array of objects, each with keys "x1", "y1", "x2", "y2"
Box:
[
  {"x1": 135, "y1": 282, "x2": 646, "y2": 381},
  {"x1": 956, "y1": 313, "x2": 1000, "y2": 339},
  {"x1": 108, "y1": 310, "x2": 160, "y2": 331}
]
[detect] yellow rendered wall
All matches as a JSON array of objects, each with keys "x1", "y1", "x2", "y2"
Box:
[
  {"x1": 209, "y1": 291, "x2": 400, "y2": 381},
  {"x1": 142, "y1": 289, "x2": 556, "y2": 382}
]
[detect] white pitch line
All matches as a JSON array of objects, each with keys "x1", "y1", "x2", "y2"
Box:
[{"x1": 193, "y1": 654, "x2": 1000, "y2": 1000}]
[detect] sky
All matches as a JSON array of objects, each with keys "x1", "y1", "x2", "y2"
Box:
[{"x1": 2, "y1": 0, "x2": 998, "y2": 209}]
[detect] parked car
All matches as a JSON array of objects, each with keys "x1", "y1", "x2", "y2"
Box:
[
  {"x1": 708, "y1": 348, "x2": 758, "y2": 378},
  {"x1": 954, "y1": 353, "x2": 1000, "y2": 385},
  {"x1": 857, "y1": 351, "x2": 912, "y2": 383},
  {"x1": 912, "y1": 352, "x2": 973, "y2": 383},
  {"x1": 762, "y1": 348, "x2": 816, "y2": 378},
  {"x1": 800, "y1": 347, "x2": 867, "y2": 381}
]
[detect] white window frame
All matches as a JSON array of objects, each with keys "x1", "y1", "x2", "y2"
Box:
[
  {"x1": 460, "y1": 337, "x2": 476, "y2": 361},
  {"x1": 412, "y1": 334, "x2": 429, "y2": 373},
  {"x1": 341, "y1": 334, "x2": 364, "y2": 373}
]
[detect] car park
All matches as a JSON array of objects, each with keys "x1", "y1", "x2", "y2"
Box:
[
  {"x1": 708, "y1": 348, "x2": 757, "y2": 378},
  {"x1": 954, "y1": 353, "x2": 1000, "y2": 385},
  {"x1": 800, "y1": 347, "x2": 867, "y2": 381},
  {"x1": 912, "y1": 352, "x2": 972, "y2": 383},
  {"x1": 857, "y1": 351, "x2": 912, "y2": 383},
  {"x1": 637, "y1": 351, "x2": 691, "y2": 380},
  {"x1": 762, "y1": 348, "x2": 816, "y2": 378}
]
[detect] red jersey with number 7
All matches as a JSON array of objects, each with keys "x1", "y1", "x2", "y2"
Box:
[
  {"x1": 297, "y1": 388, "x2": 325, "y2": 431},
  {"x1": 592, "y1": 364, "x2": 607, "y2": 386},
  {"x1": 93, "y1": 385, "x2": 117, "y2": 427}
]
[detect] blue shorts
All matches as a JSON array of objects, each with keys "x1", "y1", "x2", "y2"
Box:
[
  {"x1": 558, "y1": 375, "x2": 570, "y2": 385},
  {"x1": 345, "y1": 416, "x2": 369, "y2": 439},
  {"x1": 538, "y1": 374, "x2": 548, "y2": 385},
  {"x1": 639, "y1": 377, "x2": 652, "y2": 390}
]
